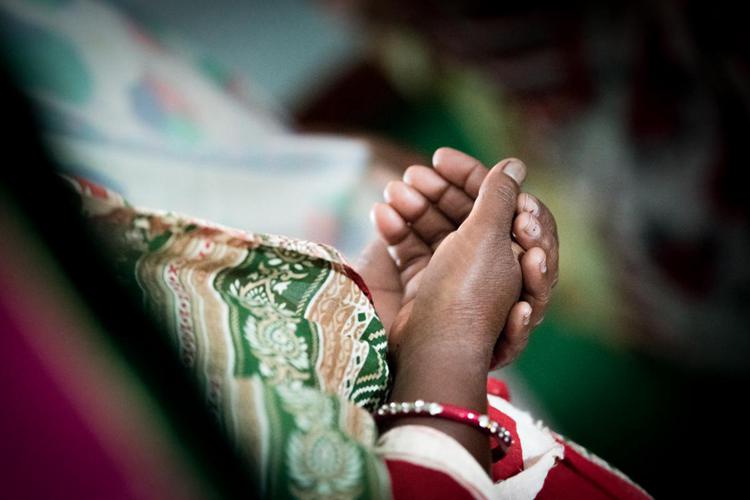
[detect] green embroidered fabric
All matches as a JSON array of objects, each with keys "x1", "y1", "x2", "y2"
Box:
[{"x1": 71, "y1": 177, "x2": 392, "y2": 499}]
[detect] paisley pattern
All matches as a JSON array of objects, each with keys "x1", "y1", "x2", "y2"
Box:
[{"x1": 69, "y1": 177, "x2": 391, "y2": 499}]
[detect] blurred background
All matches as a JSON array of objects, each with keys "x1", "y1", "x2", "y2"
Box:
[{"x1": 2, "y1": 0, "x2": 749, "y2": 497}]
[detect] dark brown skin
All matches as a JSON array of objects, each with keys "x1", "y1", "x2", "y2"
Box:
[
  {"x1": 364, "y1": 149, "x2": 559, "y2": 369},
  {"x1": 386, "y1": 164, "x2": 522, "y2": 470},
  {"x1": 386, "y1": 343, "x2": 496, "y2": 470},
  {"x1": 358, "y1": 151, "x2": 559, "y2": 472}
]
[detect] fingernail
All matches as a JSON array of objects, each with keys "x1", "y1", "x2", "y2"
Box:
[
  {"x1": 522, "y1": 194, "x2": 540, "y2": 216},
  {"x1": 524, "y1": 215, "x2": 540, "y2": 238},
  {"x1": 523, "y1": 308, "x2": 532, "y2": 326},
  {"x1": 502, "y1": 160, "x2": 526, "y2": 185},
  {"x1": 539, "y1": 257, "x2": 547, "y2": 274}
]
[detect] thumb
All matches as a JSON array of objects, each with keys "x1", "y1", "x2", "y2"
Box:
[{"x1": 463, "y1": 158, "x2": 525, "y2": 235}]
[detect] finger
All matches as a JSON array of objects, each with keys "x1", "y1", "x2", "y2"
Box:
[
  {"x1": 371, "y1": 202, "x2": 431, "y2": 284},
  {"x1": 465, "y1": 160, "x2": 523, "y2": 235},
  {"x1": 355, "y1": 238, "x2": 400, "y2": 292},
  {"x1": 402, "y1": 165, "x2": 449, "y2": 200},
  {"x1": 495, "y1": 157, "x2": 527, "y2": 186},
  {"x1": 371, "y1": 202, "x2": 409, "y2": 244},
  {"x1": 513, "y1": 211, "x2": 557, "y2": 262},
  {"x1": 384, "y1": 180, "x2": 456, "y2": 249},
  {"x1": 517, "y1": 194, "x2": 558, "y2": 241},
  {"x1": 513, "y1": 212, "x2": 543, "y2": 248},
  {"x1": 432, "y1": 147, "x2": 489, "y2": 199},
  {"x1": 520, "y1": 247, "x2": 550, "y2": 326},
  {"x1": 355, "y1": 239, "x2": 402, "y2": 331},
  {"x1": 491, "y1": 301, "x2": 532, "y2": 368},
  {"x1": 514, "y1": 194, "x2": 559, "y2": 284},
  {"x1": 404, "y1": 165, "x2": 476, "y2": 225},
  {"x1": 516, "y1": 192, "x2": 541, "y2": 218}
]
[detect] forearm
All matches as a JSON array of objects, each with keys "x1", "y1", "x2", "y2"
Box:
[{"x1": 386, "y1": 342, "x2": 492, "y2": 472}]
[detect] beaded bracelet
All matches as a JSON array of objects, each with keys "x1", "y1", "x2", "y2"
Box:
[{"x1": 374, "y1": 400, "x2": 512, "y2": 454}]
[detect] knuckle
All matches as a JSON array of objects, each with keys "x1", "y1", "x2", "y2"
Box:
[
  {"x1": 494, "y1": 179, "x2": 518, "y2": 205},
  {"x1": 532, "y1": 289, "x2": 551, "y2": 306}
]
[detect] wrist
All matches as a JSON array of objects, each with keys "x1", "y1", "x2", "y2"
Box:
[
  {"x1": 394, "y1": 337, "x2": 492, "y2": 378},
  {"x1": 390, "y1": 340, "x2": 490, "y2": 412},
  {"x1": 385, "y1": 338, "x2": 493, "y2": 473}
]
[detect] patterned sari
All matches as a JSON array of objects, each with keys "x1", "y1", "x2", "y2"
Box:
[{"x1": 70, "y1": 176, "x2": 391, "y2": 499}]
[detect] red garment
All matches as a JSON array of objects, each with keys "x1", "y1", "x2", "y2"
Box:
[
  {"x1": 385, "y1": 377, "x2": 651, "y2": 499},
  {"x1": 387, "y1": 460, "x2": 475, "y2": 500},
  {"x1": 537, "y1": 441, "x2": 651, "y2": 500}
]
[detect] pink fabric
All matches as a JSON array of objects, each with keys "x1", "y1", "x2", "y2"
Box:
[{"x1": 0, "y1": 296, "x2": 132, "y2": 499}]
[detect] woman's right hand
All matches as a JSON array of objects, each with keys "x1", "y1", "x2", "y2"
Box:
[
  {"x1": 384, "y1": 163, "x2": 528, "y2": 472},
  {"x1": 389, "y1": 162, "x2": 525, "y2": 370},
  {"x1": 369, "y1": 148, "x2": 559, "y2": 370}
]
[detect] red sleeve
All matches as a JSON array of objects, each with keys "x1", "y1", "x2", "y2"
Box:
[
  {"x1": 386, "y1": 460, "x2": 475, "y2": 500},
  {"x1": 537, "y1": 442, "x2": 651, "y2": 500}
]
